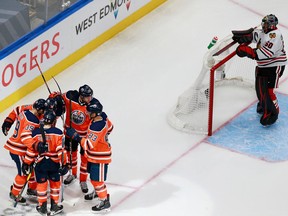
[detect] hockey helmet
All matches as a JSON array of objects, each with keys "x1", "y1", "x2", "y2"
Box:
[
  {"x1": 45, "y1": 98, "x2": 57, "y2": 112},
  {"x1": 79, "y1": 84, "x2": 93, "y2": 97},
  {"x1": 33, "y1": 99, "x2": 46, "y2": 111},
  {"x1": 261, "y1": 14, "x2": 278, "y2": 33},
  {"x1": 43, "y1": 110, "x2": 57, "y2": 124},
  {"x1": 87, "y1": 99, "x2": 103, "y2": 116}
]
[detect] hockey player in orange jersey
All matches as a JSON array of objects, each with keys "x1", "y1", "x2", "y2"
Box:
[
  {"x1": 22, "y1": 110, "x2": 68, "y2": 215},
  {"x1": 1, "y1": 97, "x2": 61, "y2": 137},
  {"x1": 3, "y1": 99, "x2": 46, "y2": 205},
  {"x1": 66, "y1": 99, "x2": 113, "y2": 213},
  {"x1": 2, "y1": 103, "x2": 38, "y2": 136},
  {"x1": 48, "y1": 84, "x2": 102, "y2": 193}
]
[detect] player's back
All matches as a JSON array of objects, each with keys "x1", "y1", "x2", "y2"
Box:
[
  {"x1": 5, "y1": 110, "x2": 40, "y2": 155},
  {"x1": 34, "y1": 127, "x2": 64, "y2": 163}
]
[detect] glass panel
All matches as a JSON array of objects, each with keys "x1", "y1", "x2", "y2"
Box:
[
  {"x1": 0, "y1": 0, "x2": 87, "y2": 51},
  {"x1": 17, "y1": 0, "x2": 79, "y2": 29}
]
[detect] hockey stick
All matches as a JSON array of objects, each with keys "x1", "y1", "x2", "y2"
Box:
[
  {"x1": 68, "y1": 96, "x2": 73, "y2": 171},
  {"x1": 59, "y1": 139, "x2": 65, "y2": 203},
  {"x1": 14, "y1": 125, "x2": 46, "y2": 207},
  {"x1": 39, "y1": 122, "x2": 46, "y2": 144},
  {"x1": 51, "y1": 76, "x2": 65, "y2": 202},
  {"x1": 14, "y1": 170, "x2": 33, "y2": 207},
  {"x1": 51, "y1": 76, "x2": 62, "y2": 93},
  {"x1": 51, "y1": 76, "x2": 65, "y2": 122},
  {"x1": 35, "y1": 59, "x2": 52, "y2": 94}
]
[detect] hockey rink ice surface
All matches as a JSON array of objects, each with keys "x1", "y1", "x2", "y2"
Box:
[
  {"x1": 207, "y1": 93, "x2": 288, "y2": 162},
  {"x1": 1, "y1": 0, "x2": 288, "y2": 216}
]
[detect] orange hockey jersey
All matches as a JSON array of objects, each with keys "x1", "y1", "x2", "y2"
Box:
[
  {"x1": 4, "y1": 110, "x2": 40, "y2": 156},
  {"x1": 62, "y1": 90, "x2": 91, "y2": 137},
  {"x1": 5, "y1": 104, "x2": 33, "y2": 123},
  {"x1": 24, "y1": 126, "x2": 67, "y2": 165},
  {"x1": 80, "y1": 112, "x2": 113, "y2": 164}
]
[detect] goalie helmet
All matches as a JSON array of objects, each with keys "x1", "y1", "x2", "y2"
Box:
[
  {"x1": 43, "y1": 110, "x2": 56, "y2": 124},
  {"x1": 261, "y1": 14, "x2": 278, "y2": 33},
  {"x1": 79, "y1": 84, "x2": 93, "y2": 97},
  {"x1": 87, "y1": 99, "x2": 103, "y2": 116}
]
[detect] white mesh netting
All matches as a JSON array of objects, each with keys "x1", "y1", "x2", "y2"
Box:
[{"x1": 167, "y1": 35, "x2": 256, "y2": 135}]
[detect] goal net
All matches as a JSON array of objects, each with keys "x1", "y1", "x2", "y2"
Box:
[{"x1": 167, "y1": 35, "x2": 257, "y2": 136}]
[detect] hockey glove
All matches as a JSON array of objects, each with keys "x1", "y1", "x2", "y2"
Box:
[
  {"x1": 236, "y1": 45, "x2": 257, "y2": 59},
  {"x1": 2, "y1": 117, "x2": 13, "y2": 136},
  {"x1": 54, "y1": 95, "x2": 66, "y2": 116},
  {"x1": 58, "y1": 164, "x2": 69, "y2": 176},
  {"x1": 22, "y1": 163, "x2": 32, "y2": 175},
  {"x1": 232, "y1": 28, "x2": 254, "y2": 44},
  {"x1": 34, "y1": 141, "x2": 48, "y2": 154},
  {"x1": 49, "y1": 91, "x2": 61, "y2": 99},
  {"x1": 66, "y1": 127, "x2": 82, "y2": 143}
]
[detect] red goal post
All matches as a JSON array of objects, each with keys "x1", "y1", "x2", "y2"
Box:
[{"x1": 167, "y1": 35, "x2": 256, "y2": 136}]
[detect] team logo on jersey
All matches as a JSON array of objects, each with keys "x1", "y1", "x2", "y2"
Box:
[
  {"x1": 269, "y1": 33, "x2": 276, "y2": 39},
  {"x1": 71, "y1": 110, "x2": 85, "y2": 125}
]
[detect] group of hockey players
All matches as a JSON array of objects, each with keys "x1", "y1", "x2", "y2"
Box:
[
  {"x1": 2, "y1": 84, "x2": 113, "y2": 215},
  {"x1": 232, "y1": 14, "x2": 287, "y2": 126},
  {"x1": 1, "y1": 12, "x2": 286, "y2": 216}
]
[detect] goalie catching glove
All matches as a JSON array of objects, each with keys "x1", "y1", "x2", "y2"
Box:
[
  {"x1": 232, "y1": 27, "x2": 254, "y2": 44},
  {"x1": 236, "y1": 44, "x2": 258, "y2": 60}
]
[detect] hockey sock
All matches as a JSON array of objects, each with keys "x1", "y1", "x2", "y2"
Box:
[
  {"x1": 80, "y1": 155, "x2": 88, "y2": 182},
  {"x1": 37, "y1": 181, "x2": 48, "y2": 205}
]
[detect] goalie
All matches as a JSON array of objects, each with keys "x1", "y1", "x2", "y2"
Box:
[{"x1": 232, "y1": 14, "x2": 287, "y2": 126}]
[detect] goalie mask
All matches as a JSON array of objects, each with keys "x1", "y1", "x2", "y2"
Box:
[{"x1": 261, "y1": 14, "x2": 278, "y2": 33}]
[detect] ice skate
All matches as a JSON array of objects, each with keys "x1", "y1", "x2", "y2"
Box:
[
  {"x1": 36, "y1": 201, "x2": 47, "y2": 215},
  {"x1": 26, "y1": 188, "x2": 37, "y2": 197},
  {"x1": 91, "y1": 194, "x2": 111, "y2": 213},
  {"x1": 64, "y1": 174, "x2": 76, "y2": 185},
  {"x1": 50, "y1": 199, "x2": 63, "y2": 215},
  {"x1": 80, "y1": 181, "x2": 88, "y2": 193},
  {"x1": 84, "y1": 190, "x2": 98, "y2": 201},
  {"x1": 9, "y1": 185, "x2": 26, "y2": 205}
]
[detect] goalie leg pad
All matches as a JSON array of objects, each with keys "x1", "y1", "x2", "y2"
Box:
[{"x1": 256, "y1": 76, "x2": 279, "y2": 125}]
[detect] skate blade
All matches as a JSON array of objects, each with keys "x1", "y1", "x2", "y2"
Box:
[{"x1": 92, "y1": 208, "x2": 111, "y2": 214}]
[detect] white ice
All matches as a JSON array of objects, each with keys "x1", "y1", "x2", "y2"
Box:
[{"x1": 1, "y1": 0, "x2": 288, "y2": 215}]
